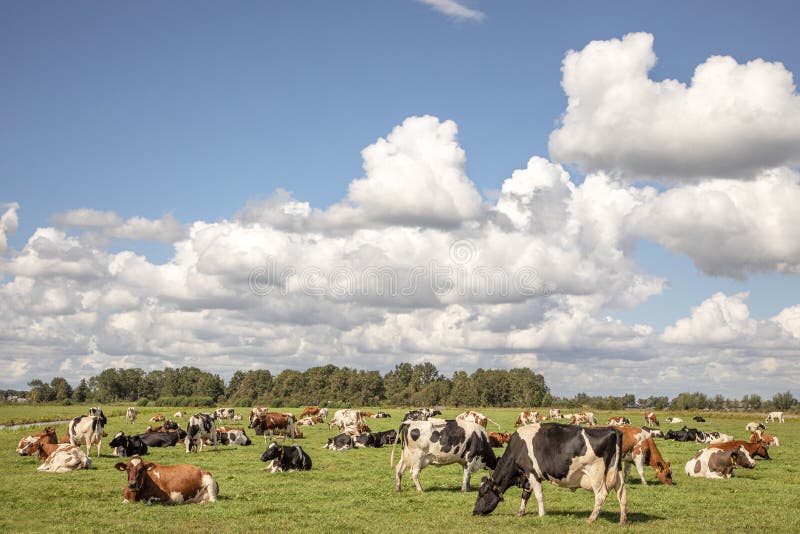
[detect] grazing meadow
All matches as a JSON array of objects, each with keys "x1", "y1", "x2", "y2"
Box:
[{"x1": 1, "y1": 405, "x2": 798, "y2": 533}]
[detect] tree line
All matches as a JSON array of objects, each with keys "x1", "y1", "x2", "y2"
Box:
[{"x1": 7, "y1": 363, "x2": 797, "y2": 412}]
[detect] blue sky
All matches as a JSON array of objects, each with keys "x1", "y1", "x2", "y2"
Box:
[{"x1": 2, "y1": 1, "x2": 800, "y2": 395}]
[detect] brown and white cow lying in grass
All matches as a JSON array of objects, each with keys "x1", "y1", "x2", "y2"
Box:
[
  {"x1": 115, "y1": 455, "x2": 218, "y2": 504},
  {"x1": 16, "y1": 427, "x2": 58, "y2": 455},
  {"x1": 684, "y1": 446, "x2": 755, "y2": 479},
  {"x1": 29, "y1": 443, "x2": 92, "y2": 473}
]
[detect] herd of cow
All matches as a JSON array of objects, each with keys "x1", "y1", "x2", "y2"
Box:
[{"x1": 13, "y1": 405, "x2": 788, "y2": 523}]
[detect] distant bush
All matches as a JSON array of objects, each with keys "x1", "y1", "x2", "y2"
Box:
[{"x1": 136, "y1": 398, "x2": 149, "y2": 407}]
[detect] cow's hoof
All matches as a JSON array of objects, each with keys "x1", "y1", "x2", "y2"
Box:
[{"x1": 515, "y1": 511, "x2": 525, "y2": 518}]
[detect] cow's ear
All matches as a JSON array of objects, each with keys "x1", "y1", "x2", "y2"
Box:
[{"x1": 115, "y1": 462, "x2": 127, "y2": 471}]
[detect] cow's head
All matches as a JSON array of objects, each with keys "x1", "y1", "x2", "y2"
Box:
[
  {"x1": 109, "y1": 431, "x2": 128, "y2": 448},
  {"x1": 473, "y1": 476, "x2": 504, "y2": 515},
  {"x1": 261, "y1": 443, "x2": 282, "y2": 462},
  {"x1": 750, "y1": 441, "x2": 770, "y2": 460},
  {"x1": 654, "y1": 462, "x2": 673, "y2": 485},
  {"x1": 735, "y1": 446, "x2": 756, "y2": 468},
  {"x1": 115, "y1": 456, "x2": 151, "y2": 493}
]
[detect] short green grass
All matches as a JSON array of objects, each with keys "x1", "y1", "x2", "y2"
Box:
[{"x1": 1, "y1": 406, "x2": 798, "y2": 533}]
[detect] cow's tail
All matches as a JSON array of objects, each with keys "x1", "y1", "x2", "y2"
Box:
[
  {"x1": 606, "y1": 429, "x2": 624, "y2": 489},
  {"x1": 68, "y1": 416, "x2": 81, "y2": 445}
]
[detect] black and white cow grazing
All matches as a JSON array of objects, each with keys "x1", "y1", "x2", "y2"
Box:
[
  {"x1": 392, "y1": 419, "x2": 497, "y2": 493},
  {"x1": 693, "y1": 416, "x2": 706, "y2": 423},
  {"x1": 217, "y1": 429, "x2": 251, "y2": 446},
  {"x1": 324, "y1": 433, "x2": 355, "y2": 451},
  {"x1": 135, "y1": 432, "x2": 182, "y2": 448},
  {"x1": 109, "y1": 432, "x2": 149, "y2": 457},
  {"x1": 473, "y1": 423, "x2": 627, "y2": 525},
  {"x1": 185, "y1": 413, "x2": 216, "y2": 453},
  {"x1": 260, "y1": 442, "x2": 312, "y2": 472}
]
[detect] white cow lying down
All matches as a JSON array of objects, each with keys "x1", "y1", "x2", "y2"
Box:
[{"x1": 37, "y1": 444, "x2": 92, "y2": 473}]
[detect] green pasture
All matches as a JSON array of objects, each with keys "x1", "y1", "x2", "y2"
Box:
[{"x1": 1, "y1": 405, "x2": 798, "y2": 533}]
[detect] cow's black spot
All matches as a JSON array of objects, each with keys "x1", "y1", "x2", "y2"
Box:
[
  {"x1": 430, "y1": 430, "x2": 440, "y2": 443},
  {"x1": 410, "y1": 428, "x2": 420, "y2": 441}
]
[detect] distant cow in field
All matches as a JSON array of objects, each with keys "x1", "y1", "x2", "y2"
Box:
[
  {"x1": 392, "y1": 418, "x2": 497, "y2": 493},
  {"x1": 372, "y1": 412, "x2": 391, "y2": 418},
  {"x1": 607, "y1": 416, "x2": 631, "y2": 426},
  {"x1": 126, "y1": 407, "x2": 138, "y2": 425},
  {"x1": 569, "y1": 412, "x2": 598, "y2": 426},
  {"x1": 299, "y1": 407, "x2": 321, "y2": 418},
  {"x1": 685, "y1": 446, "x2": 755, "y2": 479},
  {"x1": 150, "y1": 414, "x2": 165, "y2": 422},
  {"x1": 515, "y1": 411, "x2": 541, "y2": 427},
  {"x1": 666, "y1": 417, "x2": 683, "y2": 424},
  {"x1": 472, "y1": 423, "x2": 627, "y2": 524},
  {"x1": 173, "y1": 411, "x2": 186, "y2": 418},
  {"x1": 135, "y1": 432, "x2": 182, "y2": 448},
  {"x1": 765, "y1": 412, "x2": 784, "y2": 424},
  {"x1": 644, "y1": 411, "x2": 659, "y2": 426},
  {"x1": 217, "y1": 429, "x2": 252, "y2": 446},
  {"x1": 402, "y1": 408, "x2": 441, "y2": 422},
  {"x1": 693, "y1": 416, "x2": 705, "y2": 423},
  {"x1": 750, "y1": 430, "x2": 780, "y2": 447},
  {"x1": 260, "y1": 442, "x2": 312, "y2": 472},
  {"x1": 328, "y1": 409, "x2": 364, "y2": 435},
  {"x1": 36, "y1": 443, "x2": 92, "y2": 473},
  {"x1": 213, "y1": 408, "x2": 234, "y2": 421},
  {"x1": 548, "y1": 408, "x2": 563, "y2": 419},
  {"x1": 115, "y1": 455, "x2": 218, "y2": 504}
]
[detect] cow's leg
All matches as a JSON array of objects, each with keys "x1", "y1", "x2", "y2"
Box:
[
  {"x1": 410, "y1": 464, "x2": 424, "y2": 493},
  {"x1": 395, "y1": 459, "x2": 405, "y2": 491},
  {"x1": 614, "y1": 471, "x2": 628, "y2": 525},
  {"x1": 634, "y1": 455, "x2": 647, "y2": 486},
  {"x1": 587, "y1": 478, "x2": 609, "y2": 523},
  {"x1": 96, "y1": 438, "x2": 102, "y2": 458},
  {"x1": 461, "y1": 463, "x2": 471, "y2": 492},
  {"x1": 526, "y1": 474, "x2": 545, "y2": 517},
  {"x1": 622, "y1": 460, "x2": 631, "y2": 483}
]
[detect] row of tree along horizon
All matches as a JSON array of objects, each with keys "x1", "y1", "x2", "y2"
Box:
[{"x1": 7, "y1": 363, "x2": 798, "y2": 412}]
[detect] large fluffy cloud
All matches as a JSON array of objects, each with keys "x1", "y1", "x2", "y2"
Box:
[
  {"x1": 549, "y1": 32, "x2": 800, "y2": 181},
  {"x1": 0, "y1": 203, "x2": 19, "y2": 253},
  {"x1": 52, "y1": 209, "x2": 186, "y2": 243}
]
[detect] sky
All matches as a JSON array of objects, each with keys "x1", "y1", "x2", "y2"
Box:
[{"x1": 1, "y1": 0, "x2": 800, "y2": 397}]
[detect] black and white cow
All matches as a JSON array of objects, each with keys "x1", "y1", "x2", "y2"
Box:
[
  {"x1": 109, "y1": 432, "x2": 149, "y2": 457},
  {"x1": 402, "y1": 408, "x2": 441, "y2": 422},
  {"x1": 372, "y1": 412, "x2": 391, "y2": 418},
  {"x1": 260, "y1": 442, "x2": 312, "y2": 472},
  {"x1": 473, "y1": 423, "x2": 627, "y2": 525},
  {"x1": 214, "y1": 408, "x2": 235, "y2": 421},
  {"x1": 218, "y1": 429, "x2": 252, "y2": 446},
  {"x1": 642, "y1": 426, "x2": 664, "y2": 438},
  {"x1": 185, "y1": 413, "x2": 217, "y2": 453},
  {"x1": 135, "y1": 431, "x2": 182, "y2": 448},
  {"x1": 354, "y1": 433, "x2": 376, "y2": 448},
  {"x1": 374, "y1": 429, "x2": 397, "y2": 447},
  {"x1": 392, "y1": 419, "x2": 497, "y2": 493},
  {"x1": 664, "y1": 426, "x2": 701, "y2": 442},
  {"x1": 69, "y1": 408, "x2": 107, "y2": 457},
  {"x1": 324, "y1": 433, "x2": 355, "y2": 451},
  {"x1": 162, "y1": 420, "x2": 180, "y2": 432},
  {"x1": 693, "y1": 416, "x2": 706, "y2": 423}
]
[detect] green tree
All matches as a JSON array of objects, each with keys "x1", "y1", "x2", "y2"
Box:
[
  {"x1": 49, "y1": 377, "x2": 73, "y2": 401},
  {"x1": 27, "y1": 379, "x2": 54, "y2": 403},
  {"x1": 73, "y1": 378, "x2": 90, "y2": 402},
  {"x1": 772, "y1": 391, "x2": 797, "y2": 411}
]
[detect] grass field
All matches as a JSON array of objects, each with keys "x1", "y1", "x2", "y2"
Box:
[{"x1": 1, "y1": 405, "x2": 798, "y2": 533}]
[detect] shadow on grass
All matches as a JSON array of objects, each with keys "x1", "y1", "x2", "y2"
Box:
[{"x1": 511, "y1": 510, "x2": 663, "y2": 524}]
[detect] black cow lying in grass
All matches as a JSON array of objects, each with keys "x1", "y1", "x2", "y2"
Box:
[
  {"x1": 260, "y1": 443, "x2": 312, "y2": 472},
  {"x1": 109, "y1": 432, "x2": 149, "y2": 457}
]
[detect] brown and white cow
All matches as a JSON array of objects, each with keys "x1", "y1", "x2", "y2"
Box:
[
  {"x1": 174, "y1": 411, "x2": 186, "y2": 418},
  {"x1": 487, "y1": 432, "x2": 511, "y2": 448},
  {"x1": 750, "y1": 431, "x2": 780, "y2": 447},
  {"x1": 249, "y1": 407, "x2": 270, "y2": 425},
  {"x1": 473, "y1": 423, "x2": 627, "y2": 524},
  {"x1": 569, "y1": 412, "x2": 598, "y2": 426},
  {"x1": 250, "y1": 412, "x2": 296, "y2": 442},
  {"x1": 37, "y1": 443, "x2": 92, "y2": 473},
  {"x1": 115, "y1": 455, "x2": 218, "y2": 504},
  {"x1": 297, "y1": 415, "x2": 324, "y2": 426},
  {"x1": 150, "y1": 414, "x2": 166, "y2": 423},
  {"x1": 514, "y1": 411, "x2": 541, "y2": 427},
  {"x1": 548, "y1": 408, "x2": 563, "y2": 420},
  {"x1": 16, "y1": 427, "x2": 58, "y2": 455},
  {"x1": 709, "y1": 440, "x2": 771, "y2": 460},
  {"x1": 684, "y1": 446, "x2": 755, "y2": 479},
  {"x1": 299, "y1": 406, "x2": 321, "y2": 418},
  {"x1": 617, "y1": 426, "x2": 673, "y2": 486},
  {"x1": 456, "y1": 410, "x2": 500, "y2": 428},
  {"x1": 607, "y1": 416, "x2": 631, "y2": 426},
  {"x1": 644, "y1": 411, "x2": 659, "y2": 426}
]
